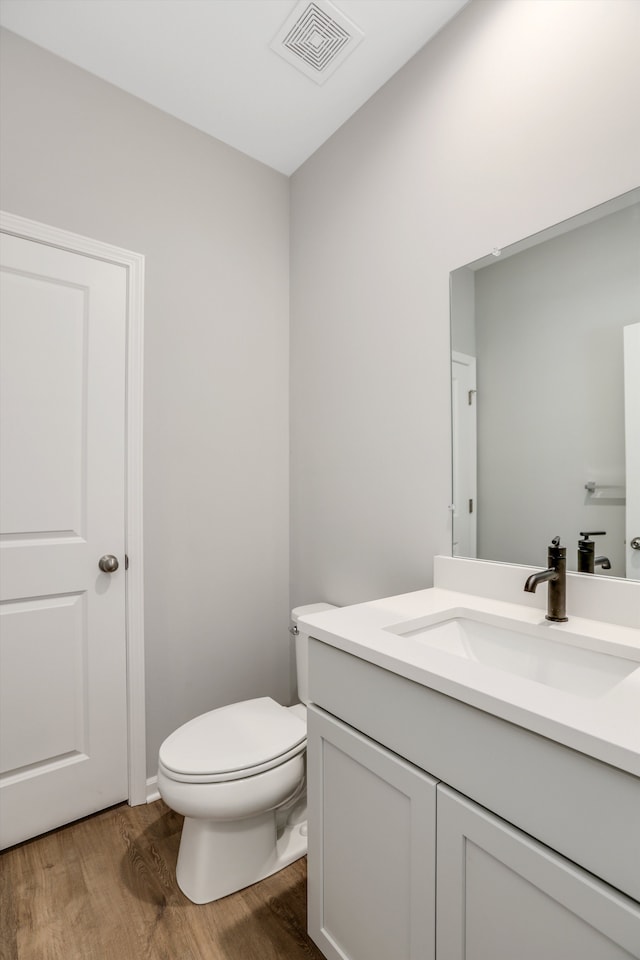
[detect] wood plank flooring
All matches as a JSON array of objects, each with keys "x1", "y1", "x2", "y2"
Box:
[{"x1": 0, "y1": 800, "x2": 327, "y2": 960}]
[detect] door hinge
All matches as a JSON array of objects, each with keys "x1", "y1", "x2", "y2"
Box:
[
  {"x1": 468, "y1": 389, "x2": 477, "y2": 406},
  {"x1": 468, "y1": 499, "x2": 474, "y2": 514}
]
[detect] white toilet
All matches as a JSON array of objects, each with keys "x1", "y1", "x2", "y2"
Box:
[{"x1": 157, "y1": 603, "x2": 335, "y2": 904}]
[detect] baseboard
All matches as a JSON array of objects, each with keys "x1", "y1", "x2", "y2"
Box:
[{"x1": 146, "y1": 776, "x2": 161, "y2": 804}]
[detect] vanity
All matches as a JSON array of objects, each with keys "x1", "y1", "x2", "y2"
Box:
[{"x1": 300, "y1": 557, "x2": 640, "y2": 960}]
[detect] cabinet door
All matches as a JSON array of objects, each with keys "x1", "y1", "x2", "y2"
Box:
[
  {"x1": 437, "y1": 785, "x2": 640, "y2": 959},
  {"x1": 307, "y1": 706, "x2": 437, "y2": 960}
]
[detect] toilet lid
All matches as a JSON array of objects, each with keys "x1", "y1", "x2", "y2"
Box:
[{"x1": 158, "y1": 697, "x2": 306, "y2": 783}]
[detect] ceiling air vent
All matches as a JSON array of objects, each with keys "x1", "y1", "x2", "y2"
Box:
[{"x1": 271, "y1": 0, "x2": 364, "y2": 85}]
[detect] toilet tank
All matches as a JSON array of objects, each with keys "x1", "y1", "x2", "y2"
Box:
[{"x1": 291, "y1": 603, "x2": 337, "y2": 705}]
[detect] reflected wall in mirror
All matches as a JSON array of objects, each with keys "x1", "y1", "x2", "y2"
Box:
[{"x1": 450, "y1": 188, "x2": 640, "y2": 581}]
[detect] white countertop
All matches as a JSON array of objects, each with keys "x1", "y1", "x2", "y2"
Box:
[{"x1": 299, "y1": 587, "x2": 640, "y2": 778}]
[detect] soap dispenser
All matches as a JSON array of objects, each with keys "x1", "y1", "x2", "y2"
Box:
[{"x1": 577, "y1": 531, "x2": 611, "y2": 574}]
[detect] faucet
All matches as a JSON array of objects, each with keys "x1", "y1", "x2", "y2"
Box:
[
  {"x1": 577, "y1": 531, "x2": 611, "y2": 574},
  {"x1": 524, "y1": 536, "x2": 568, "y2": 622}
]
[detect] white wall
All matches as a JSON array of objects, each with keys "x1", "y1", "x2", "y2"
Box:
[
  {"x1": 474, "y1": 204, "x2": 638, "y2": 575},
  {"x1": 0, "y1": 29, "x2": 291, "y2": 777},
  {"x1": 290, "y1": 0, "x2": 640, "y2": 607}
]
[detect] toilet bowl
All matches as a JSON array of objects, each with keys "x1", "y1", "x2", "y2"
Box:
[{"x1": 157, "y1": 603, "x2": 336, "y2": 904}]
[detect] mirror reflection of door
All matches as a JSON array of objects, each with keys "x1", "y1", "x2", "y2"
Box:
[
  {"x1": 451, "y1": 352, "x2": 477, "y2": 558},
  {"x1": 624, "y1": 322, "x2": 640, "y2": 581}
]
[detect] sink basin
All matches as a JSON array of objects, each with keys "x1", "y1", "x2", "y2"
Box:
[{"x1": 386, "y1": 616, "x2": 637, "y2": 698}]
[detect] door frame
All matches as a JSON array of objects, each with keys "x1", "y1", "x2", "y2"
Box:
[
  {"x1": 0, "y1": 210, "x2": 146, "y2": 805},
  {"x1": 624, "y1": 322, "x2": 639, "y2": 580},
  {"x1": 451, "y1": 350, "x2": 477, "y2": 558}
]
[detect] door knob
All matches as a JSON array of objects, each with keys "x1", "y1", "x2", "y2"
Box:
[
  {"x1": 98, "y1": 554, "x2": 119, "y2": 573},
  {"x1": 631, "y1": 537, "x2": 640, "y2": 551}
]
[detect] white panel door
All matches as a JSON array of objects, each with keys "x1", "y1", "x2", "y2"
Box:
[
  {"x1": 624, "y1": 323, "x2": 640, "y2": 580},
  {"x1": 0, "y1": 232, "x2": 129, "y2": 848},
  {"x1": 436, "y1": 785, "x2": 640, "y2": 960}
]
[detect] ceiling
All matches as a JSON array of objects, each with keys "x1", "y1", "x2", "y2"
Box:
[{"x1": 0, "y1": 0, "x2": 468, "y2": 174}]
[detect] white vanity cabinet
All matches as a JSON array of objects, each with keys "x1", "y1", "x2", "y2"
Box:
[
  {"x1": 437, "y1": 786, "x2": 639, "y2": 959},
  {"x1": 307, "y1": 638, "x2": 640, "y2": 960},
  {"x1": 307, "y1": 707, "x2": 437, "y2": 960}
]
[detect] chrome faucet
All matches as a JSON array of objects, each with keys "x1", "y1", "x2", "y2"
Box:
[{"x1": 524, "y1": 536, "x2": 568, "y2": 622}]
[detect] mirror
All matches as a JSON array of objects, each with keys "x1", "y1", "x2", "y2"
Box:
[{"x1": 450, "y1": 187, "x2": 640, "y2": 580}]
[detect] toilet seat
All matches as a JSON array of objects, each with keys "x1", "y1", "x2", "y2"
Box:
[{"x1": 158, "y1": 697, "x2": 306, "y2": 784}]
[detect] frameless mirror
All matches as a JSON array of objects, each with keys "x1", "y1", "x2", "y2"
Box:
[{"x1": 450, "y1": 187, "x2": 640, "y2": 581}]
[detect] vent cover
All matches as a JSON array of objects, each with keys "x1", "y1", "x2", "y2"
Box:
[{"x1": 271, "y1": 0, "x2": 364, "y2": 85}]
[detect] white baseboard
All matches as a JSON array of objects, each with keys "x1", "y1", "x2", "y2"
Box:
[{"x1": 146, "y1": 775, "x2": 161, "y2": 804}]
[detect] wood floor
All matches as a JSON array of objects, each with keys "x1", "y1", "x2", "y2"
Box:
[{"x1": 0, "y1": 800, "x2": 327, "y2": 960}]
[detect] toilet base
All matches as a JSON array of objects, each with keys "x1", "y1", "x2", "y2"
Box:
[{"x1": 176, "y1": 805, "x2": 308, "y2": 904}]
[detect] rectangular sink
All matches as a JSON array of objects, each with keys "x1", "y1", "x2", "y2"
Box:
[{"x1": 386, "y1": 616, "x2": 637, "y2": 698}]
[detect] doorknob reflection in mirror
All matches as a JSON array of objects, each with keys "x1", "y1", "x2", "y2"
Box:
[{"x1": 98, "y1": 554, "x2": 119, "y2": 573}]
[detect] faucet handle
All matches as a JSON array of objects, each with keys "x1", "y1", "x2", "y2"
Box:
[
  {"x1": 549, "y1": 536, "x2": 566, "y2": 561},
  {"x1": 579, "y1": 531, "x2": 606, "y2": 541}
]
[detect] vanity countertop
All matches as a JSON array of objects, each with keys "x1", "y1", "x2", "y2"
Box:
[{"x1": 299, "y1": 587, "x2": 640, "y2": 777}]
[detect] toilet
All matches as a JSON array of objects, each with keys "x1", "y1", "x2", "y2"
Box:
[{"x1": 157, "y1": 603, "x2": 335, "y2": 904}]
